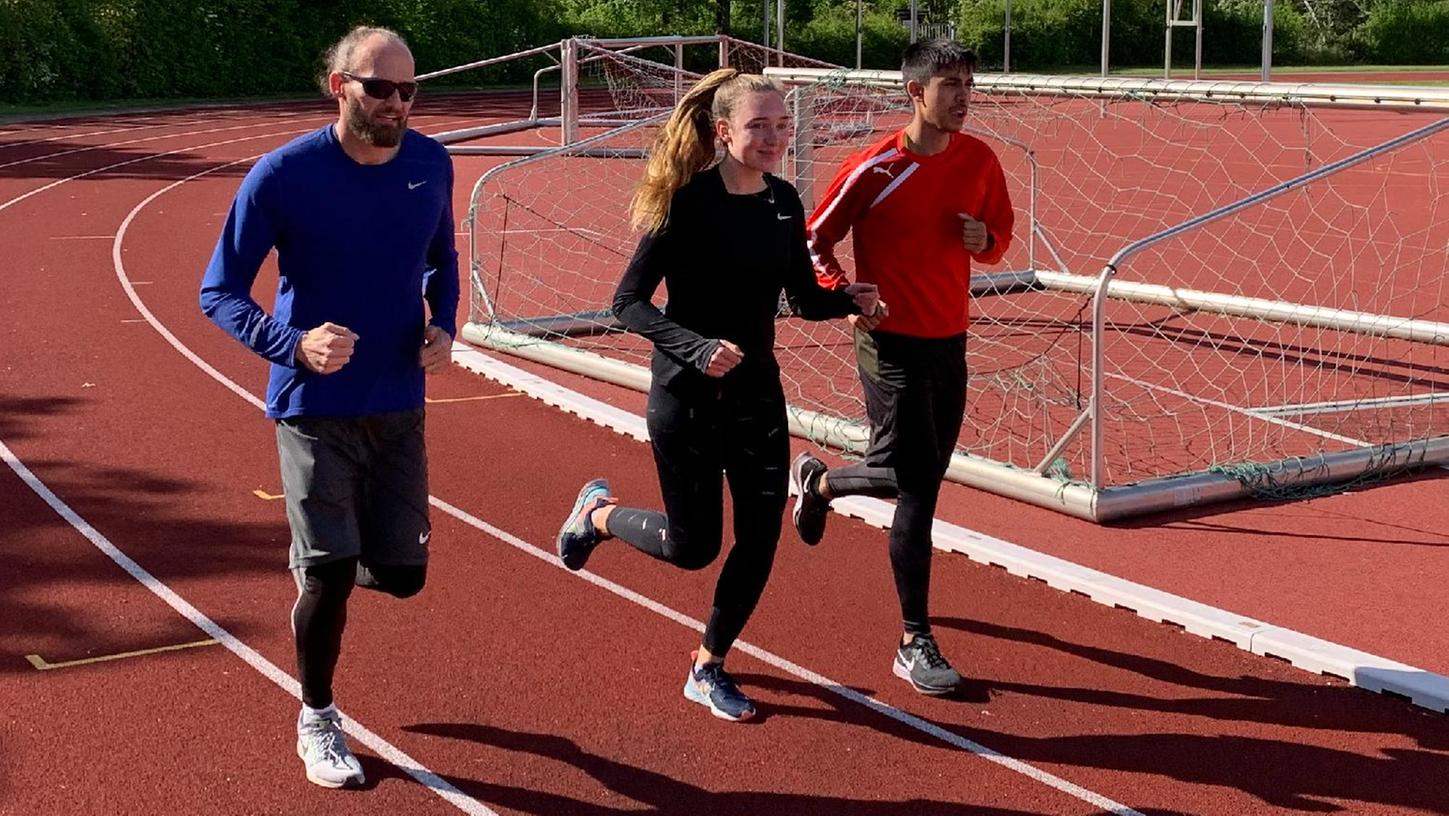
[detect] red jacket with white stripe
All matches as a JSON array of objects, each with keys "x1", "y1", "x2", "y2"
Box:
[{"x1": 808, "y1": 129, "x2": 1015, "y2": 338}]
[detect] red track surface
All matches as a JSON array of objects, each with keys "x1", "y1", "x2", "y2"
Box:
[{"x1": 3, "y1": 92, "x2": 1448, "y2": 815}]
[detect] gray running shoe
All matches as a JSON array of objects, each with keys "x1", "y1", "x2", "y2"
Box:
[
  {"x1": 557, "y1": 478, "x2": 610, "y2": 571},
  {"x1": 296, "y1": 707, "x2": 365, "y2": 788},
  {"x1": 892, "y1": 634, "x2": 962, "y2": 696}
]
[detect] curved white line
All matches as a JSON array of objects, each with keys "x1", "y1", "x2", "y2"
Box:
[
  {"x1": 0, "y1": 121, "x2": 498, "y2": 815},
  {"x1": 0, "y1": 437, "x2": 495, "y2": 816},
  {"x1": 0, "y1": 113, "x2": 322, "y2": 172},
  {"x1": 110, "y1": 141, "x2": 1145, "y2": 815}
]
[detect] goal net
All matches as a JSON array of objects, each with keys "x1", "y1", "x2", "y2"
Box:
[{"x1": 460, "y1": 40, "x2": 1449, "y2": 520}]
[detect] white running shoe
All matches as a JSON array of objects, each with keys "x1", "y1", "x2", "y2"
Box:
[{"x1": 296, "y1": 707, "x2": 365, "y2": 788}]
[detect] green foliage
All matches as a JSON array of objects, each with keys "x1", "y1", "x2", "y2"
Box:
[
  {"x1": 1359, "y1": 1, "x2": 1449, "y2": 64},
  {"x1": 1, "y1": 1, "x2": 1443, "y2": 104},
  {"x1": 787, "y1": 1, "x2": 909, "y2": 68},
  {"x1": 0, "y1": 0, "x2": 565, "y2": 103},
  {"x1": 956, "y1": 0, "x2": 1311, "y2": 71}
]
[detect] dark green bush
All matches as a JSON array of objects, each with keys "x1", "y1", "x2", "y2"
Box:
[{"x1": 1360, "y1": 0, "x2": 1449, "y2": 64}]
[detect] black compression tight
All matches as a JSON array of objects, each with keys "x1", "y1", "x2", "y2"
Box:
[
  {"x1": 292, "y1": 557, "x2": 426, "y2": 709},
  {"x1": 822, "y1": 331, "x2": 967, "y2": 637},
  {"x1": 605, "y1": 378, "x2": 789, "y2": 657}
]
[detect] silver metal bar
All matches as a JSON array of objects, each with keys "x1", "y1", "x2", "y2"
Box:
[
  {"x1": 1193, "y1": 0, "x2": 1203, "y2": 81},
  {"x1": 1100, "y1": 0, "x2": 1109, "y2": 77},
  {"x1": 582, "y1": 36, "x2": 723, "y2": 49},
  {"x1": 1262, "y1": 0, "x2": 1275, "y2": 82},
  {"x1": 1035, "y1": 270, "x2": 1449, "y2": 345},
  {"x1": 846, "y1": 0, "x2": 857, "y2": 69},
  {"x1": 1092, "y1": 437, "x2": 1449, "y2": 521},
  {"x1": 1035, "y1": 407, "x2": 1092, "y2": 474},
  {"x1": 1104, "y1": 116, "x2": 1449, "y2": 272},
  {"x1": 417, "y1": 42, "x2": 558, "y2": 81},
  {"x1": 777, "y1": 0, "x2": 786, "y2": 64},
  {"x1": 674, "y1": 43, "x2": 684, "y2": 106},
  {"x1": 761, "y1": 67, "x2": 1449, "y2": 112},
  {"x1": 432, "y1": 120, "x2": 539, "y2": 145},
  {"x1": 561, "y1": 38, "x2": 579, "y2": 144},
  {"x1": 1164, "y1": 0, "x2": 1173, "y2": 79},
  {"x1": 969, "y1": 269, "x2": 1039, "y2": 296},
  {"x1": 448, "y1": 145, "x2": 649, "y2": 158},
  {"x1": 1088, "y1": 264, "x2": 1112, "y2": 488}
]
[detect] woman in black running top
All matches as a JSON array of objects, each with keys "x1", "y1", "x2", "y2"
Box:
[{"x1": 554, "y1": 69, "x2": 884, "y2": 722}]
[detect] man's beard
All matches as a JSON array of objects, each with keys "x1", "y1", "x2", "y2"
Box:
[{"x1": 345, "y1": 97, "x2": 407, "y2": 147}]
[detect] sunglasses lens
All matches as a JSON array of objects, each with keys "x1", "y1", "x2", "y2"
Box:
[{"x1": 358, "y1": 78, "x2": 417, "y2": 102}]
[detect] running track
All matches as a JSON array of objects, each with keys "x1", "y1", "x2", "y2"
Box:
[{"x1": 2, "y1": 92, "x2": 1447, "y2": 815}]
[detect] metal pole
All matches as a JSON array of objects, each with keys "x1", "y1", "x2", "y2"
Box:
[
  {"x1": 674, "y1": 42, "x2": 684, "y2": 106},
  {"x1": 1194, "y1": 0, "x2": 1203, "y2": 80},
  {"x1": 1101, "y1": 0, "x2": 1110, "y2": 77},
  {"x1": 763, "y1": 0, "x2": 770, "y2": 55},
  {"x1": 1164, "y1": 0, "x2": 1173, "y2": 78},
  {"x1": 1005, "y1": 0, "x2": 1013, "y2": 73},
  {"x1": 910, "y1": 0, "x2": 918, "y2": 43},
  {"x1": 846, "y1": 0, "x2": 857, "y2": 68},
  {"x1": 777, "y1": 0, "x2": 785, "y2": 63},
  {"x1": 561, "y1": 38, "x2": 578, "y2": 144},
  {"x1": 1262, "y1": 0, "x2": 1275, "y2": 82}
]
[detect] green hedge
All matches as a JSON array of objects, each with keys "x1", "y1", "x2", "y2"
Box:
[
  {"x1": 956, "y1": 0, "x2": 1310, "y2": 71},
  {"x1": 787, "y1": 3, "x2": 911, "y2": 69},
  {"x1": 0, "y1": 0, "x2": 565, "y2": 103},
  {"x1": 1, "y1": 1, "x2": 1443, "y2": 105},
  {"x1": 1360, "y1": 1, "x2": 1449, "y2": 64}
]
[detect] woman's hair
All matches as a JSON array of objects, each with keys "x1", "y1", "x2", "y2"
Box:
[
  {"x1": 629, "y1": 68, "x2": 785, "y2": 233},
  {"x1": 317, "y1": 26, "x2": 409, "y2": 95}
]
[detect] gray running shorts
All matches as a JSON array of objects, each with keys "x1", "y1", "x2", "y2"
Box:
[{"x1": 275, "y1": 409, "x2": 431, "y2": 569}]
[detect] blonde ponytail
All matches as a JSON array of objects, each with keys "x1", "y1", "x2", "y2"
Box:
[{"x1": 629, "y1": 68, "x2": 785, "y2": 233}]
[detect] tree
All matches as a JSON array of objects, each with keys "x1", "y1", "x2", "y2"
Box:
[{"x1": 716, "y1": 0, "x2": 731, "y2": 34}]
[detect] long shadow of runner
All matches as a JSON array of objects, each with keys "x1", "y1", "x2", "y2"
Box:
[
  {"x1": 0, "y1": 395, "x2": 291, "y2": 670},
  {"x1": 935, "y1": 617, "x2": 1449, "y2": 749},
  {"x1": 685, "y1": 663, "x2": 1448, "y2": 812},
  {"x1": 397, "y1": 722, "x2": 1188, "y2": 816}
]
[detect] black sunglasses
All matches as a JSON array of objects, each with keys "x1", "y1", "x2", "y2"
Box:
[{"x1": 341, "y1": 72, "x2": 418, "y2": 102}]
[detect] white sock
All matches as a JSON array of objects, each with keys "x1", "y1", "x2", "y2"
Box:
[{"x1": 300, "y1": 703, "x2": 338, "y2": 723}]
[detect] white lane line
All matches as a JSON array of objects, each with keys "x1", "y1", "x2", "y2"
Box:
[
  {"x1": 0, "y1": 116, "x2": 507, "y2": 815},
  {"x1": 109, "y1": 148, "x2": 1146, "y2": 816},
  {"x1": 0, "y1": 438, "x2": 496, "y2": 816},
  {"x1": 453, "y1": 348, "x2": 1449, "y2": 714},
  {"x1": 0, "y1": 113, "x2": 321, "y2": 172}
]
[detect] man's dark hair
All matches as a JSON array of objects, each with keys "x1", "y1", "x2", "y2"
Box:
[{"x1": 901, "y1": 38, "x2": 977, "y2": 87}]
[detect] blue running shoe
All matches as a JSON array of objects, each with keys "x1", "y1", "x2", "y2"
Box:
[
  {"x1": 557, "y1": 478, "x2": 610, "y2": 571},
  {"x1": 683, "y1": 655, "x2": 757, "y2": 722}
]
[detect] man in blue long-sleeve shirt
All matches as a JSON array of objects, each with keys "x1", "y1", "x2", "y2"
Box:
[{"x1": 199, "y1": 25, "x2": 457, "y2": 789}]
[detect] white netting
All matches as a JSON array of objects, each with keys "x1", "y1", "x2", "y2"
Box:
[{"x1": 465, "y1": 46, "x2": 1449, "y2": 506}]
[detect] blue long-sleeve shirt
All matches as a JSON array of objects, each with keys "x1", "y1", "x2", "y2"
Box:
[{"x1": 200, "y1": 125, "x2": 458, "y2": 419}]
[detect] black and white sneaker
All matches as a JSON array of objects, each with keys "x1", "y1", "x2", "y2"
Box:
[
  {"x1": 892, "y1": 634, "x2": 962, "y2": 696},
  {"x1": 789, "y1": 452, "x2": 830, "y2": 546}
]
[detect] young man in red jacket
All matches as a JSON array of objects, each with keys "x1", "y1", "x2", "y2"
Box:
[{"x1": 790, "y1": 39, "x2": 1014, "y2": 695}]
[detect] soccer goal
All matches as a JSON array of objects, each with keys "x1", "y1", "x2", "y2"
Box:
[{"x1": 457, "y1": 39, "x2": 1449, "y2": 521}]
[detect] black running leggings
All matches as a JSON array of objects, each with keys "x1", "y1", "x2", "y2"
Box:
[
  {"x1": 605, "y1": 376, "x2": 789, "y2": 657},
  {"x1": 292, "y1": 558, "x2": 426, "y2": 709},
  {"x1": 823, "y1": 331, "x2": 967, "y2": 637}
]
